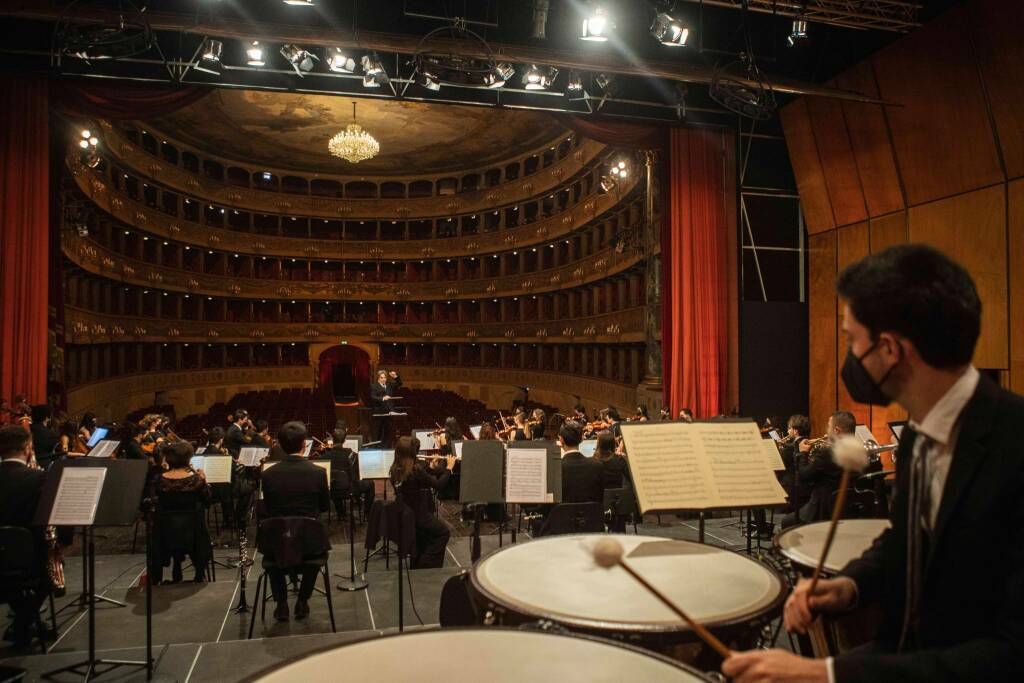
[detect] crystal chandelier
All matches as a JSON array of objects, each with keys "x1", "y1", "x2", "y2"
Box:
[{"x1": 328, "y1": 102, "x2": 379, "y2": 163}]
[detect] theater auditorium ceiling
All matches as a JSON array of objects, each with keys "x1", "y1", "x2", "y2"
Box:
[{"x1": 146, "y1": 90, "x2": 568, "y2": 176}]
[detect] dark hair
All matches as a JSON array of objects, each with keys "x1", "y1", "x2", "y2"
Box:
[
  {"x1": 605, "y1": 407, "x2": 621, "y2": 422},
  {"x1": 333, "y1": 427, "x2": 348, "y2": 444},
  {"x1": 559, "y1": 422, "x2": 583, "y2": 448},
  {"x1": 233, "y1": 409, "x2": 248, "y2": 421},
  {"x1": 478, "y1": 423, "x2": 497, "y2": 440},
  {"x1": 207, "y1": 426, "x2": 225, "y2": 445},
  {"x1": 390, "y1": 436, "x2": 417, "y2": 485},
  {"x1": 30, "y1": 404, "x2": 51, "y2": 423},
  {"x1": 594, "y1": 431, "x2": 617, "y2": 461},
  {"x1": 61, "y1": 420, "x2": 80, "y2": 438},
  {"x1": 574, "y1": 404, "x2": 586, "y2": 414},
  {"x1": 335, "y1": 418, "x2": 348, "y2": 431},
  {"x1": 163, "y1": 441, "x2": 195, "y2": 469},
  {"x1": 81, "y1": 412, "x2": 97, "y2": 430},
  {"x1": 836, "y1": 244, "x2": 981, "y2": 368},
  {"x1": 444, "y1": 417, "x2": 462, "y2": 438},
  {"x1": 254, "y1": 419, "x2": 269, "y2": 433},
  {"x1": 788, "y1": 414, "x2": 811, "y2": 437},
  {"x1": 277, "y1": 421, "x2": 308, "y2": 455},
  {"x1": 131, "y1": 422, "x2": 148, "y2": 438},
  {"x1": 0, "y1": 425, "x2": 31, "y2": 459},
  {"x1": 830, "y1": 411, "x2": 856, "y2": 435}
]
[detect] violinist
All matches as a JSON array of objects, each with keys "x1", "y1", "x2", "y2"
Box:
[
  {"x1": 510, "y1": 410, "x2": 530, "y2": 442},
  {"x1": 325, "y1": 425, "x2": 374, "y2": 519},
  {"x1": 433, "y1": 417, "x2": 463, "y2": 502},
  {"x1": 527, "y1": 409, "x2": 546, "y2": 440},
  {"x1": 204, "y1": 427, "x2": 228, "y2": 455},
  {"x1": 249, "y1": 419, "x2": 272, "y2": 448},
  {"x1": 571, "y1": 404, "x2": 589, "y2": 425},
  {"x1": 123, "y1": 423, "x2": 149, "y2": 461},
  {"x1": 55, "y1": 420, "x2": 88, "y2": 458},
  {"x1": 628, "y1": 405, "x2": 649, "y2": 422},
  {"x1": 604, "y1": 408, "x2": 623, "y2": 438},
  {"x1": 225, "y1": 409, "x2": 251, "y2": 457}
]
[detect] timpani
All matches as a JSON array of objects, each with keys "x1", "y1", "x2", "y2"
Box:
[
  {"x1": 775, "y1": 518, "x2": 891, "y2": 656},
  {"x1": 248, "y1": 628, "x2": 719, "y2": 682},
  {"x1": 468, "y1": 534, "x2": 786, "y2": 665}
]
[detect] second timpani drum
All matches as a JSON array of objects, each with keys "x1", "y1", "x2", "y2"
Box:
[
  {"x1": 468, "y1": 534, "x2": 786, "y2": 663},
  {"x1": 248, "y1": 629, "x2": 719, "y2": 682}
]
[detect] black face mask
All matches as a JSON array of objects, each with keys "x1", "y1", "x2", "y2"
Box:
[{"x1": 840, "y1": 341, "x2": 899, "y2": 407}]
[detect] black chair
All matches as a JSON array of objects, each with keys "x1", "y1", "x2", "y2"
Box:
[
  {"x1": 248, "y1": 516, "x2": 335, "y2": 638},
  {"x1": 536, "y1": 502, "x2": 605, "y2": 537},
  {"x1": 828, "y1": 487, "x2": 879, "y2": 520},
  {"x1": 603, "y1": 487, "x2": 640, "y2": 534},
  {"x1": 363, "y1": 499, "x2": 415, "y2": 572},
  {"x1": 0, "y1": 526, "x2": 57, "y2": 654},
  {"x1": 150, "y1": 504, "x2": 215, "y2": 583},
  {"x1": 438, "y1": 570, "x2": 477, "y2": 627}
]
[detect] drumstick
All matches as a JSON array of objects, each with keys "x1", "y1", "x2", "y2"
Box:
[
  {"x1": 592, "y1": 538, "x2": 732, "y2": 660},
  {"x1": 807, "y1": 435, "x2": 870, "y2": 595}
]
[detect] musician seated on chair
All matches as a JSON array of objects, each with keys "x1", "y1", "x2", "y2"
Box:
[
  {"x1": 594, "y1": 430, "x2": 631, "y2": 489},
  {"x1": 29, "y1": 405, "x2": 59, "y2": 469},
  {"x1": 390, "y1": 436, "x2": 455, "y2": 569},
  {"x1": 559, "y1": 422, "x2": 604, "y2": 505},
  {"x1": 0, "y1": 425, "x2": 50, "y2": 648},
  {"x1": 779, "y1": 411, "x2": 854, "y2": 530},
  {"x1": 724, "y1": 244, "x2": 1024, "y2": 683},
  {"x1": 325, "y1": 426, "x2": 374, "y2": 520},
  {"x1": 260, "y1": 421, "x2": 330, "y2": 622},
  {"x1": 148, "y1": 442, "x2": 212, "y2": 584}
]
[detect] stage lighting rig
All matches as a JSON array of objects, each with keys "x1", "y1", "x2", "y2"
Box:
[
  {"x1": 581, "y1": 5, "x2": 612, "y2": 42},
  {"x1": 195, "y1": 39, "x2": 223, "y2": 75},
  {"x1": 246, "y1": 41, "x2": 266, "y2": 66},
  {"x1": 327, "y1": 48, "x2": 356, "y2": 73},
  {"x1": 524, "y1": 65, "x2": 558, "y2": 90},
  {"x1": 280, "y1": 44, "x2": 319, "y2": 76},
  {"x1": 361, "y1": 54, "x2": 389, "y2": 88},
  {"x1": 787, "y1": 20, "x2": 809, "y2": 46},
  {"x1": 651, "y1": 10, "x2": 689, "y2": 46}
]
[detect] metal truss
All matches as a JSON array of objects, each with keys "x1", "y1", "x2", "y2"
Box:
[{"x1": 679, "y1": 0, "x2": 922, "y2": 33}]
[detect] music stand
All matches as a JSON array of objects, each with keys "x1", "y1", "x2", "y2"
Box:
[
  {"x1": 35, "y1": 459, "x2": 156, "y2": 681},
  {"x1": 336, "y1": 450, "x2": 369, "y2": 592},
  {"x1": 458, "y1": 441, "x2": 505, "y2": 563}
]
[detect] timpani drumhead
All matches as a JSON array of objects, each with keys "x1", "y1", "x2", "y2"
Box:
[
  {"x1": 776, "y1": 519, "x2": 891, "y2": 574},
  {"x1": 249, "y1": 629, "x2": 712, "y2": 682},
  {"x1": 471, "y1": 534, "x2": 784, "y2": 632}
]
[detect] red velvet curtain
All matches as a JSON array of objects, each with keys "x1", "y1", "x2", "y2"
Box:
[
  {"x1": 318, "y1": 345, "x2": 371, "y2": 404},
  {"x1": 662, "y1": 128, "x2": 731, "y2": 418},
  {"x1": 52, "y1": 80, "x2": 210, "y2": 120},
  {"x1": 0, "y1": 75, "x2": 50, "y2": 404}
]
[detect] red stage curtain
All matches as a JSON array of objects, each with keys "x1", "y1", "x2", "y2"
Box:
[
  {"x1": 0, "y1": 75, "x2": 50, "y2": 404},
  {"x1": 318, "y1": 345, "x2": 371, "y2": 404},
  {"x1": 662, "y1": 128, "x2": 731, "y2": 418},
  {"x1": 52, "y1": 80, "x2": 210, "y2": 119}
]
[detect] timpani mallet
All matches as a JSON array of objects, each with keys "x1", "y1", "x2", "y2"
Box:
[
  {"x1": 592, "y1": 538, "x2": 733, "y2": 660},
  {"x1": 807, "y1": 434, "x2": 871, "y2": 595}
]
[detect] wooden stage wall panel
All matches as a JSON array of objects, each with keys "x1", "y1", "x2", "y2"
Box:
[
  {"x1": 808, "y1": 231, "x2": 837, "y2": 434},
  {"x1": 872, "y1": 5, "x2": 1003, "y2": 207},
  {"x1": 1009, "y1": 179, "x2": 1024, "y2": 393},
  {"x1": 835, "y1": 223, "x2": 870, "y2": 428},
  {"x1": 908, "y1": 185, "x2": 1008, "y2": 370},
  {"x1": 781, "y1": 99, "x2": 835, "y2": 235},
  {"x1": 807, "y1": 97, "x2": 868, "y2": 228},
  {"x1": 971, "y1": 0, "x2": 1024, "y2": 180},
  {"x1": 867, "y1": 211, "x2": 910, "y2": 431}
]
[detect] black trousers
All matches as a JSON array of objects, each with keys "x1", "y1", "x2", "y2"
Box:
[
  {"x1": 7, "y1": 585, "x2": 46, "y2": 640},
  {"x1": 413, "y1": 516, "x2": 450, "y2": 569},
  {"x1": 267, "y1": 564, "x2": 319, "y2": 603},
  {"x1": 333, "y1": 480, "x2": 374, "y2": 519}
]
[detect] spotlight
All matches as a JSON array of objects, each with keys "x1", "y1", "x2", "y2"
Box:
[
  {"x1": 80, "y1": 129, "x2": 91, "y2": 139},
  {"x1": 246, "y1": 41, "x2": 265, "y2": 66},
  {"x1": 414, "y1": 65, "x2": 441, "y2": 91},
  {"x1": 594, "y1": 72, "x2": 614, "y2": 91},
  {"x1": 651, "y1": 12, "x2": 688, "y2": 46},
  {"x1": 361, "y1": 54, "x2": 388, "y2": 88},
  {"x1": 326, "y1": 48, "x2": 356, "y2": 73},
  {"x1": 195, "y1": 39, "x2": 223, "y2": 75},
  {"x1": 79, "y1": 139, "x2": 89, "y2": 149},
  {"x1": 581, "y1": 5, "x2": 611, "y2": 42},
  {"x1": 280, "y1": 44, "x2": 319, "y2": 76},
  {"x1": 599, "y1": 174, "x2": 617, "y2": 193},
  {"x1": 788, "y1": 20, "x2": 809, "y2": 47},
  {"x1": 566, "y1": 70, "x2": 584, "y2": 93},
  {"x1": 483, "y1": 62, "x2": 515, "y2": 89},
  {"x1": 523, "y1": 64, "x2": 557, "y2": 90}
]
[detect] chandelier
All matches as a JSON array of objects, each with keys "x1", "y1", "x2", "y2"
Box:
[{"x1": 328, "y1": 102, "x2": 379, "y2": 163}]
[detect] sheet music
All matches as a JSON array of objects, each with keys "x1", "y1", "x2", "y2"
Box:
[
  {"x1": 760, "y1": 439, "x2": 786, "y2": 471},
  {"x1": 454, "y1": 441, "x2": 463, "y2": 459},
  {"x1": 190, "y1": 455, "x2": 205, "y2": 471},
  {"x1": 855, "y1": 425, "x2": 878, "y2": 444},
  {"x1": 262, "y1": 460, "x2": 279, "y2": 472},
  {"x1": 579, "y1": 440, "x2": 597, "y2": 457},
  {"x1": 359, "y1": 450, "x2": 395, "y2": 479},
  {"x1": 312, "y1": 460, "x2": 331, "y2": 482},
  {"x1": 238, "y1": 447, "x2": 268, "y2": 467},
  {"x1": 413, "y1": 430, "x2": 438, "y2": 450},
  {"x1": 891, "y1": 423, "x2": 905, "y2": 441},
  {"x1": 505, "y1": 448, "x2": 549, "y2": 503},
  {"x1": 87, "y1": 439, "x2": 119, "y2": 459},
  {"x1": 194, "y1": 446, "x2": 207, "y2": 455},
  {"x1": 469, "y1": 425, "x2": 482, "y2": 439},
  {"x1": 343, "y1": 438, "x2": 360, "y2": 453},
  {"x1": 302, "y1": 440, "x2": 314, "y2": 458},
  {"x1": 620, "y1": 422, "x2": 787, "y2": 513},
  {"x1": 199, "y1": 455, "x2": 233, "y2": 484},
  {"x1": 49, "y1": 467, "x2": 107, "y2": 526}
]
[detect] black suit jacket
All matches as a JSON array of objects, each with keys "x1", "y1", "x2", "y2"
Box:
[
  {"x1": 224, "y1": 423, "x2": 247, "y2": 457},
  {"x1": 0, "y1": 460, "x2": 48, "y2": 572},
  {"x1": 835, "y1": 374, "x2": 1024, "y2": 682},
  {"x1": 561, "y1": 451, "x2": 605, "y2": 505},
  {"x1": 261, "y1": 456, "x2": 330, "y2": 519},
  {"x1": 370, "y1": 375, "x2": 402, "y2": 412}
]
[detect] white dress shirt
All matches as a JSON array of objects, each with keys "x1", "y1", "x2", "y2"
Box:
[{"x1": 826, "y1": 365, "x2": 979, "y2": 682}]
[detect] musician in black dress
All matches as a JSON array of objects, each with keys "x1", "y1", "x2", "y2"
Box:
[
  {"x1": 390, "y1": 436, "x2": 455, "y2": 569},
  {"x1": 325, "y1": 426, "x2": 374, "y2": 519},
  {"x1": 594, "y1": 430, "x2": 630, "y2": 489},
  {"x1": 149, "y1": 442, "x2": 213, "y2": 584}
]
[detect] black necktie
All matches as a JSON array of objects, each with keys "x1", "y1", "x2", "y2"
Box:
[{"x1": 899, "y1": 433, "x2": 930, "y2": 652}]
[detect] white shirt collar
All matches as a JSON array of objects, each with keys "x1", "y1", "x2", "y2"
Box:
[
  {"x1": 1, "y1": 458, "x2": 27, "y2": 466},
  {"x1": 909, "y1": 365, "x2": 980, "y2": 446}
]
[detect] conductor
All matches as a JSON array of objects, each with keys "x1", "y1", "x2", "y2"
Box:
[{"x1": 369, "y1": 369, "x2": 403, "y2": 445}]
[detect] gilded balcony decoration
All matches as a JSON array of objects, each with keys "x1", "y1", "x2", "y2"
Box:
[
  {"x1": 444, "y1": 287, "x2": 459, "y2": 297},
  {"x1": 100, "y1": 119, "x2": 606, "y2": 220},
  {"x1": 64, "y1": 306, "x2": 644, "y2": 345},
  {"x1": 249, "y1": 329, "x2": 264, "y2": 338},
  {"x1": 133, "y1": 326, "x2": 147, "y2": 336},
  {"x1": 70, "y1": 158, "x2": 639, "y2": 260}
]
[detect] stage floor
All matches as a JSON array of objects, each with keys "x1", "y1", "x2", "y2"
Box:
[{"x1": 1, "y1": 513, "x2": 785, "y2": 681}]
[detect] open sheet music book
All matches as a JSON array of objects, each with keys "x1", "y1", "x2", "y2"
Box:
[
  {"x1": 87, "y1": 439, "x2": 120, "y2": 459},
  {"x1": 620, "y1": 421, "x2": 787, "y2": 513},
  {"x1": 190, "y1": 455, "x2": 233, "y2": 484},
  {"x1": 238, "y1": 447, "x2": 269, "y2": 467}
]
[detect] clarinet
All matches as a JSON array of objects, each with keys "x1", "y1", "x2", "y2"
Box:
[{"x1": 234, "y1": 467, "x2": 256, "y2": 612}]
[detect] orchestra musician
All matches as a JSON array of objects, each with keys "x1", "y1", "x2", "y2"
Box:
[
  {"x1": 249, "y1": 419, "x2": 272, "y2": 448},
  {"x1": 558, "y1": 422, "x2": 604, "y2": 505},
  {"x1": 390, "y1": 435, "x2": 455, "y2": 569},
  {"x1": 779, "y1": 411, "x2": 854, "y2": 529},
  {"x1": 148, "y1": 442, "x2": 212, "y2": 584},
  {"x1": 678, "y1": 407, "x2": 694, "y2": 423},
  {"x1": 594, "y1": 430, "x2": 630, "y2": 489},
  {"x1": 55, "y1": 420, "x2": 87, "y2": 458},
  {"x1": 224, "y1": 409, "x2": 251, "y2": 457},
  {"x1": 724, "y1": 245, "x2": 1024, "y2": 682},
  {"x1": 571, "y1": 404, "x2": 589, "y2": 425},
  {"x1": 79, "y1": 412, "x2": 97, "y2": 444},
  {"x1": 527, "y1": 409, "x2": 546, "y2": 440},
  {"x1": 324, "y1": 425, "x2": 374, "y2": 520},
  {"x1": 29, "y1": 405, "x2": 59, "y2": 469},
  {"x1": 123, "y1": 423, "x2": 149, "y2": 461}
]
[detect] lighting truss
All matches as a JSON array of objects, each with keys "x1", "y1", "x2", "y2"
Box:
[{"x1": 676, "y1": 0, "x2": 921, "y2": 32}]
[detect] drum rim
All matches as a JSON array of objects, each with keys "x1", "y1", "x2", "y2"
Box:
[
  {"x1": 773, "y1": 518, "x2": 891, "y2": 573},
  {"x1": 468, "y1": 533, "x2": 788, "y2": 635},
  {"x1": 241, "y1": 626, "x2": 717, "y2": 682}
]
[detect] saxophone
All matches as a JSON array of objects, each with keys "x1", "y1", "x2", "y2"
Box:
[{"x1": 46, "y1": 525, "x2": 66, "y2": 597}]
